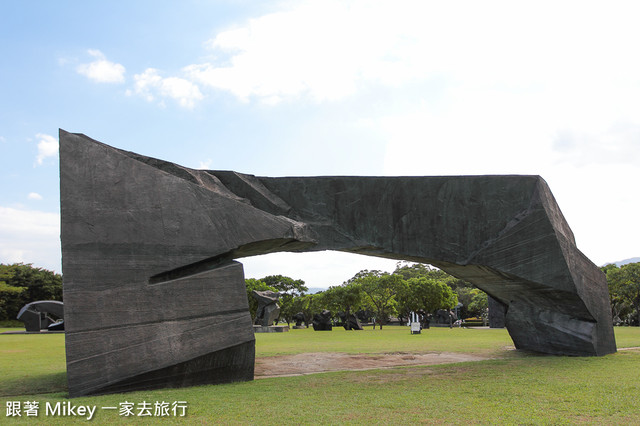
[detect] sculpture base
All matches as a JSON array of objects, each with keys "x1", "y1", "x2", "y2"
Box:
[
  {"x1": 253, "y1": 325, "x2": 289, "y2": 333},
  {"x1": 75, "y1": 340, "x2": 255, "y2": 397}
]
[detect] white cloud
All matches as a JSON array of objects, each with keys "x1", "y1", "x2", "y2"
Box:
[
  {"x1": 185, "y1": 0, "x2": 640, "y2": 266},
  {"x1": 377, "y1": 94, "x2": 640, "y2": 266},
  {"x1": 180, "y1": 0, "x2": 640, "y2": 114},
  {"x1": 160, "y1": 76, "x2": 204, "y2": 109},
  {"x1": 42, "y1": 1, "x2": 638, "y2": 270},
  {"x1": 35, "y1": 133, "x2": 58, "y2": 166},
  {"x1": 552, "y1": 123, "x2": 640, "y2": 167},
  {"x1": 241, "y1": 251, "x2": 400, "y2": 289},
  {"x1": 197, "y1": 159, "x2": 213, "y2": 170},
  {"x1": 0, "y1": 206, "x2": 61, "y2": 272},
  {"x1": 127, "y1": 68, "x2": 161, "y2": 102},
  {"x1": 186, "y1": 0, "x2": 394, "y2": 103},
  {"x1": 128, "y1": 68, "x2": 204, "y2": 109},
  {"x1": 180, "y1": 1, "x2": 535, "y2": 103},
  {"x1": 541, "y1": 162, "x2": 639, "y2": 267},
  {"x1": 77, "y1": 49, "x2": 126, "y2": 83},
  {"x1": 27, "y1": 192, "x2": 43, "y2": 200}
]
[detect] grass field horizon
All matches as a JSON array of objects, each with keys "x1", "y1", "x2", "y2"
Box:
[{"x1": 1, "y1": 326, "x2": 639, "y2": 424}]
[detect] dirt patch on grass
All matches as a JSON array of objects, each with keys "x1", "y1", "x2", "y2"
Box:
[{"x1": 255, "y1": 351, "x2": 493, "y2": 378}]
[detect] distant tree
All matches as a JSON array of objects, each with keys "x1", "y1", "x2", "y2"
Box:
[
  {"x1": 322, "y1": 284, "x2": 363, "y2": 318},
  {"x1": 467, "y1": 290, "x2": 488, "y2": 318},
  {"x1": 0, "y1": 263, "x2": 62, "y2": 321},
  {"x1": 351, "y1": 270, "x2": 403, "y2": 329},
  {"x1": 393, "y1": 262, "x2": 436, "y2": 280},
  {"x1": 287, "y1": 293, "x2": 316, "y2": 326},
  {"x1": 455, "y1": 287, "x2": 488, "y2": 319},
  {"x1": 0, "y1": 277, "x2": 26, "y2": 321},
  {"x1": 406, "y1": 276, "x2": 458, "y2": 314},
  {"x1": 260, "y1": 275, "x2": 308, "y2": 296},
  {"x1": 394, "y1": 279, "x2": 417, "y2": 325},
  {"x1": 259, "y1": 275, "x2": 308, "y2": 325},
  {"x1": 393, "y1": 262, "x2": 463, "y2": 321},
  {"x1": 602, "y1": 263, "x2": 631, "y2": 324},
  {"x1": 394, "y1": 261, "x2": 474, "y2": 291},
  {"x1": 604, "y1": 262, "x2": 640, "y2": 326},
  {"x1": 601, "y1": 263, "x2": 618, "y2": 276},
  {"x1": 279, "y1": 292, "x2": 318, "y2": 327},
  {"x1": 454, "y1": 287, "x2": 473, "y2": 319},
  {"x1": 307, "y1": 291, "x2": 330, "y2": 322}
]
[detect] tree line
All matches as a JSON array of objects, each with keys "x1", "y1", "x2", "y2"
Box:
[
  {"x1": 248, "y1": 261, "x2": 640, "y2": 328},
  {"x1": 245, "y1": 262, "x2": 489, "y2": 328},
  {"x1": 602, "y1": 262, "x2": 640, "y2": 326},
  {"x1": 0, "y1": 263, "x2": 63, "y2": 321},
  {"x1": 1, "y1": 261, "x2": 638, "y2": 327}
]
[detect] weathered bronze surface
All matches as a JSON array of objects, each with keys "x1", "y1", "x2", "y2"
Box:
[{"x1": 60, "y1": 130, "x2": 616, "y2": 397}]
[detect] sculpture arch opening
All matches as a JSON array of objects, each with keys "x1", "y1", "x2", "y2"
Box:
[
  {"x1": 240, "y1": 250, "x2": 495, "y2": 328},
  {"x1": 59, "y1": 130, "x2": 616, "y2": 397},
  {"x1": 241, "y1": 250, "x2": 401, "y2": 290}
]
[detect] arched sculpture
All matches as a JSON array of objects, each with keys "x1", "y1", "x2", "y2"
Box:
[
  {"x1": 17, "y1": 300, "x2": 64, "y2": 332},
  {"x1": 59, "y1": 130, "x2": 616, "y2": 397}
]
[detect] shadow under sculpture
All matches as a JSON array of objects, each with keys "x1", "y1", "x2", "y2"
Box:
[{"x1": 59, "y1": 130, "x2": 616, "y2": 397}]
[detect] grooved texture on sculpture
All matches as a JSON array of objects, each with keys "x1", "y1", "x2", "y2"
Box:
[
  {"x1": 60, "y1": 132, "x2": 257, "y2": 397},
  {"x1": 60, "y1": 130, "x2": 616, "y2": 397}
]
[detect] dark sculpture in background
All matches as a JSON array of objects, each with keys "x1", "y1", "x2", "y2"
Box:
[
  {"x1": 59, "y1": 130, "x2": 616, "y2": 397},
  {"x1": 435, "y1": 309, "x2": 457, "y2": 327},
  {"x1": 17, "y1": 301, "x2": 64, "y2": 332},
  {"x1": 312, "y1": 310, "x2": 333, "y2": 331},
  {"x1": 416, "y1": 310, "x2": 432, "y2": 329},
  {"x1": 252, "y1": 290, "x2": 281, "y2": 327},
  {"x1": 293, "y1": 312, "x2": 306, "y2": 328},
  {"x1": 339, "y1": 312, "x2": 364, "y2": 330}
]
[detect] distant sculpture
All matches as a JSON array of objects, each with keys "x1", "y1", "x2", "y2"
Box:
[
  {"x1": 312, "y1": 310, "x2": 333, "y2": 331},
  {"x1": 346, "y1": 313, "x2": 363, "y2": 330},
  {"x1": 339, "y1": 312, "x2": 363, "y2": 330},
  {"x1": 59, "y1": 131, "x2": 616, "y2": 397},
  {"x1": 435, "y1": 309, "x2": 452, "y2": 325},
  {"x1": 17, "y1": 301, "x2": 64, "y2": 332},
  {"x1": 252, "y1": 290, "x2": 281, "y2": 327},
  {"x1": 293, "y1": 312, "x2": 306, "y2": 327},
  {"x1": 417, "y1": 310, "x2": 432, "y2": 329},
  {"x1": 356, "y1": 309, "x2": 372, "y2": 324}
]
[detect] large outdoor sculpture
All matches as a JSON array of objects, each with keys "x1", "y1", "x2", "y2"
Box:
[
  {"x1": 17, "y1": 300, "x2": 64, "y2": 332},
  {"x1": 293, "y1": 312, "x2": 306, "y2": 327},
  {"x1": 488, "y1": 296, "x2": 507, "y2": 328},
  {"x1": 312, "y1": 310, "x2": 334, "y2": 331},
  {"x1": 252, "y1": 290, "x2": 281, "y2": 326},
  {"x1": 59, "y1": 130, "x2": 616, "y2": 397},
  {"x1": 339, "y1": 312, "x2": 364, "y2": 330}
]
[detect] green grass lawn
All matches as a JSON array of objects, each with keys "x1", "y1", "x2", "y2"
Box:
[
  {"x1": 1, "y1": 326, "x2": 639, "y2": 424},
  {"x1": 256, "y1": 325, "x2": 517, "y2": 357}
]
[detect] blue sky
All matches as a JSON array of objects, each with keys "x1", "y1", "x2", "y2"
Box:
[{"x1": 2, "y1": 1, "x2": 639, "y2": 287}]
